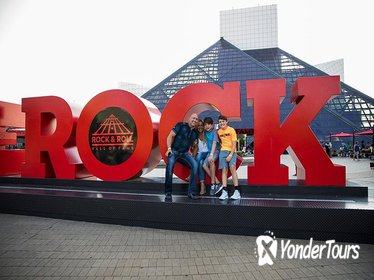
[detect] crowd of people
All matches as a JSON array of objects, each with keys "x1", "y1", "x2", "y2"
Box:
[
  {"x1": 323, "y1": 140, "x2": 373, "y2": 160},
  {"x1": 164, "y1": 113, "x2": 240, "y2": 202}
]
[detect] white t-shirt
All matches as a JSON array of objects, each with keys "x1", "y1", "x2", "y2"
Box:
[{"x1": 197, "y1": 138, "x2": 208, "y2": 153}]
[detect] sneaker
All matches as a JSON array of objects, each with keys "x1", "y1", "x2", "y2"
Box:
[
  {"x1": 219, "y1": 189, "x2": 228, "y2": 200},
  {"x1": 230, "y1": 189, "x2": 241, "y2": 200},
  {"x1": 209, "y1": 185, "x2": 216, "y2": 196},
  {"x1": 214, "y1": 183, "x2": 224, "y2": 195}
]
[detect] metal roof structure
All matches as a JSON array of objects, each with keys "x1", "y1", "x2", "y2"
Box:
[{"x1": 142, "y1": 38, "x2": 374, "y2": 141}]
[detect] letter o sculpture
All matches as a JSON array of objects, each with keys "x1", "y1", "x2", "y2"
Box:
[{"x1": 76, "y1": 89, "x2": 161, "y2": 181}]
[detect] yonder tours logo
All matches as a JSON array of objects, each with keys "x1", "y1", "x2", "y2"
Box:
[{"x1": 255, "y1": 231, "x2": 360, "y2": 266}]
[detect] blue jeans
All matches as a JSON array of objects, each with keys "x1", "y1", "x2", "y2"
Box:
[
  {"x1": 195, "y1": 152, "x2": 208, "y2": 182},
  {"x1": 165, "y1": 150, "x2": 198, "y2": 195}
]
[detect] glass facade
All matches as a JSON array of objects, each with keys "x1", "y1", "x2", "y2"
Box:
[
  {"x1": 314, "y1": 59, "x2": 345, "y2": 82},
  {"x1": 220, "y1": 5, "x2": 278, "y2": 50},
  {"x1": 246, "y1": 48, "x2": 374, "y2": 131},
  {"x1": 142, "y1": 38, "x2": 374, "y2": 143}
]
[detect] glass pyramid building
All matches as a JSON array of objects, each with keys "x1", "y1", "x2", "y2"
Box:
[{"x1": 142, "y1": 38, "x2": 374, "y2": 142}]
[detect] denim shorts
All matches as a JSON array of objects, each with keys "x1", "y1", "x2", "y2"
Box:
[
  {"x1": 203, "y1": 150, "x2": 219, "y2": 166},
  {"x1": 219, "y1": 150, "x2": 237, "y2": 169}
]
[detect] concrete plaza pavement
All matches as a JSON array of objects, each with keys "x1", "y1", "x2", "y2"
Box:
[
  {"x1": 0, "y1": 155, "x2": 373, "y2": 279},
  {"x1": 278, "y1": 154, "x2": 374, "y2": 199}
]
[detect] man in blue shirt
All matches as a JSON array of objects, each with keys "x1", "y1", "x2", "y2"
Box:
[{"x1": 165, "y1": 113, "x2": 199, "y2": 201}]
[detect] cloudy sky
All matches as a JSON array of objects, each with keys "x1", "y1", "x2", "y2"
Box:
[{"x1": 0, "y1": 0, "x2": 373, "y2": 105}]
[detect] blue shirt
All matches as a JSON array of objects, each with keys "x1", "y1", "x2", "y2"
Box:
[
  {"x1": 205, "y1": 128, "x2": 220, "y2": 153},
  {"x1": 171, "y1": 122, "x2": 198, "y2": 153}
]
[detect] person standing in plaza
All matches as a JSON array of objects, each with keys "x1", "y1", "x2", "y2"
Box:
[
  {"x1": 164, "y1": 113, "x2": 199, "y2": 201},
  {"x1": 353, "y1": 141, "x2": 360, "y2": 161},
  {"x1": 208, "y1": 115, "x2": 240, "y2": 200}
]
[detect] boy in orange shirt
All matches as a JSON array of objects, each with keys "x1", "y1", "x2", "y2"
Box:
[{"x1": 208, "y1": 115, "x2": 240, "y2": 200}]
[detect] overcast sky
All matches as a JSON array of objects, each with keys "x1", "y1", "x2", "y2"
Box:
[{"x1": 0, "y1": 0, "x2": 373, "y2": 105}]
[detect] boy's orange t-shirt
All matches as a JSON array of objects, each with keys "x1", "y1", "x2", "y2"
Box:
[{"x1": 217, "y1": 126, "x2": 237, "y2": 151}]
